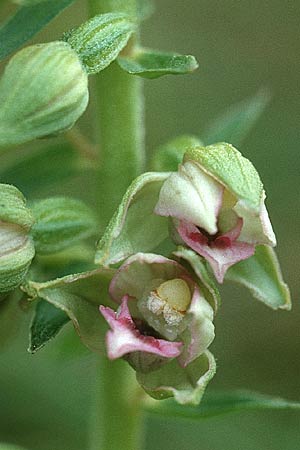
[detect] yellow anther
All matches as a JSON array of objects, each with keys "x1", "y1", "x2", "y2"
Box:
[{"x1": 156, "y1": 278, "x2": 191, "y2": 312}]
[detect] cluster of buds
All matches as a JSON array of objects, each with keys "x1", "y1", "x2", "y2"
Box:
[{"x1": 98, "y1": 142, "x2": 290, "y2": 404}]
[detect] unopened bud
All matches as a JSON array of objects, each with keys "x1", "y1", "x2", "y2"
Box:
[{"x1": 0, "y1": 42, "x2": 89, "y2": 147}]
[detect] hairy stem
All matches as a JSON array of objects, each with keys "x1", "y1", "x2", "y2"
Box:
[
  {"x1": 87, "y1": 1, "x2": 145, "y2": 449},
  {"x1": 89, "y1": 358, "x2": 144, "y2": 450},
  {"x1": 89, "y1": 0, "x2": 145, "y2": 226}
]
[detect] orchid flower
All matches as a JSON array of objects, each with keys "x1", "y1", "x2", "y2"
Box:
[
  {"x1": 100, "y1": 253, "x2": 216, "y2": 404},
  {"x1": 155, "y1": 143, "x2": 276, "y2": 282}
]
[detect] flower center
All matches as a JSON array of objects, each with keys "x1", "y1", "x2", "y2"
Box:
[{"x1": 138, "y1": 278, "x2": 192, "y2": 341}]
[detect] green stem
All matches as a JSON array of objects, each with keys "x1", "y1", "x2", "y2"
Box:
[
  {"x1": 87, "y1": 1, "x2": 145, "y2": 449},
  {"x1": 89, "y1": 358, "x2": 144, "y2": 450},
  {"x1": 89, "y1": 0, "x2": 145, "y2": 226}
]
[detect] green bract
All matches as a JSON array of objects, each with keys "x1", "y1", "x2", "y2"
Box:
[
  {"x1": 64, "y1": 13, "x2": 137, "y2": 75},
  {"x1": 31, "y1": 197, "x2": 98, "y2": 255},
  {"x1": 95, "y1": 172, "x2": 171, "y2": 266},
  {"x1": 0, "y1": 42, "x2": 89, "y2": 147},
  {"x1": 118, "y1": 47, "x2": 198, "y2": 79},
  {"x1": 0, "y1": 184, "x2": 35, "y2": 292}
]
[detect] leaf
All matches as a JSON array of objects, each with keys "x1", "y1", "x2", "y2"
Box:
[
  {"x1": 31, "y1": 197, "x2": 98, "y2": 255},
  {"x1": 95, "y1": 172, "x2": 170, "y2": 266},
  {"x1": 23, "y1": 268, "x2": 115, "y2": 353},
  {"x1": 64, "y1": 13, "x2": 137, "y2": 75},
  {"x1": 136, "y1": 351, "x2": 216, "y2": 405},
  {"x1": 203, "y1": 90, "x2": 270, "y2": 146},
  {"x1": 226, "y1": 245, "x2": 291, "y2": 310},
  {"x1": 29, "y1": 299, "x2": 69, "y2": 353},
  {"x1": 150, "y1": 135, "x2": 202, "y2": 172},
  {"x1": 145, "y1": 389, "x2": 300, "y2": 419},
  {"x1": 0, "y1": 0, "x2": 75, "y2": 61},
  {"x1": 184, "y1": 143, "x2": 263, "y2": 211},
  {"x1": 173, "y1": 247, "x2": 221, "y2": 313},
  {"x1": 118, "y1": 48, "x2": 198, "y2": 79}
]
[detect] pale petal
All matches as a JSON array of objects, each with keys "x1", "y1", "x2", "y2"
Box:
[
  {"x1": 155, "y1": 161, "x2": 223, "y2": 234},
  {"x1": 100, "y1": 296, "x2": 182, "y2": 360},
  {"x1": 178, "y1": 286, "x2": 215, "y2": 367},
  {"x1": 178, "y1": 220, "x2": 255, "y2": 283},
  {"x1": 234, "y1": 197, "x2": 276, "y2": 246}
]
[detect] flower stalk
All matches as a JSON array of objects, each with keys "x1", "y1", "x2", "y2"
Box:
[{"x1": 87, "y1": 0, "x2": 145, "y2": 449}]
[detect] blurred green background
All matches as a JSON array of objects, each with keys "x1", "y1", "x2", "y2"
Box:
[{"x1": 0, "y1": 1, "x2": 299, "y2": 449}]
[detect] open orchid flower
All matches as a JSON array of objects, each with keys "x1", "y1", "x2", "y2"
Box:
[
  {"x1": 155, "y1": 143, "x2": 276, "y2": 282},
  {"x1": 100, "y1": 253, "x2": 216, "y2": 404}
]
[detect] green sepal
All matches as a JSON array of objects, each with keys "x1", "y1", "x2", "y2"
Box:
[
  {"x1": 173, "y1": 247, "x2": 221, "y2": 313},
  {"x1": 64, "y1": 13, "x2": 137, "y2": 75},
  {"x1": 203, "y1": 90, "x2": 270, "y2": 146},
  {"x1": 30, "y1": 197, "x2": 98, "y2": 255},
  {"x1": 29, "y1": 299, "x2": 69, "y2": 353},
  {"x1": 226, "y1": 245, "x2": 291, "y2": 310},
  {"x1": 145, "y1": 389, "x2": 300, "y2": 420},
  {"x1": 0, "y1": 0, "x2": 75, "y2": 61},
  {"x1": 184, "y1": 143, "x2": 264, "y2": 211},
  {"x1": 136, "y1": 351, "x2": 216, "y2": 405},
  {"x1": 0, "y1": 184, "x2": 35, "y2": 292},
  {"x1": 23, "y1": 268, "x2": 115, "y2": 353},
  {"x1": 95, "y1": 172, "x2": 170, "y2": 266},
  {"x1": 150, "y1": 135, "x2": 202, "y2": 172},
  {"x1": 118, "y1": 47, "x2": 198, "y2": 79},
  {"x1": 0, "y1": 42, "x2": 89, "y2": 147}
]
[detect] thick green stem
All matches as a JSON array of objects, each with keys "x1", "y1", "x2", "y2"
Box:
[
  {"x1": 87, "y1": 1, "x2": 145, "y2": 449},
  {"x1": 89, "y1": 358, "x2": 144, "y2": 450},
  {"x1": 89, "y1": 0, "x2": 145, "y2": 226}
]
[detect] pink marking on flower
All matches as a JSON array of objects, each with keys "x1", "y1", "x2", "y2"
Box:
[
  {"x1": 178, "y1": 219, "x2": 255, "y2": 283},
  {"x1": 100, "y1": 295, "x2": 183, "y2": 360}
]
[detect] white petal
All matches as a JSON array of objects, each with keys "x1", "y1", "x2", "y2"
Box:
[{"x1": 155, "y1": 161, "x2": 223, "y2": 235}]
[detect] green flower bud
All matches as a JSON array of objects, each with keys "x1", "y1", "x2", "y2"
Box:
[
  {"x1": 64, "y1": 13, "x2": 137, "y2": 75},
  {"x1": 31, "y1": 197, "x2": 98, "y2": 255},
  {"x1": 0, "y1": 184, "x2": 35, "y2": 293},
  {"x1": 0, "y1": 42, "x2": 89, "y2": 147}
]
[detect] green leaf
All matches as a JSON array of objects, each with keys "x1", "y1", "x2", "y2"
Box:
[
  {"x1": 95, "y1": 172, "x2": 170, "y2": 266},
  {"x1": 137, "y1": 351, "x2": 216, "y2": 405},
  {"x1": 226, "y1": 245, "x2": 291, "y2": 310},
  {"x1": 118, "y1": 48, "x2": 198, "y2": 79},
  {"x1": 64, "y1": 13, "x2": 137, "y2": 75},
  {"x1": 23, "y1": 268, "x2": 114, "y2": 353},
  {"x1": 184, "y1": 143, "x2": 264, "y2": 211},
  {"x1": 203, "y1": 90, "x2": 270, "y2": 146},
  {"x1": 0, "y1": 0, "x2": 75, "y2": 61},
  {"x1": 29, "y1": 299, "x2": 69, "y2": 353},
  {"x1": 31, "y1": 197, "x2": 98, "y2": 255},
  {"x1": 150, "y1": 135, "x2": 202, "y2": 172},
  {"x1": 173, "y1": 247, "x2": 221, "y2": 313},
  {"x1": 145, "y1": 389, "x2": 300, "y2": 419}
]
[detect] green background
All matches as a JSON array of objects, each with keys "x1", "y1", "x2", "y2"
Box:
[{"x1": 0, "y1": 0, "x2": 299, "y2": 449}]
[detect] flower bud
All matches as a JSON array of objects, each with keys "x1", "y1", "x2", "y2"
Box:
[
  {"x1": 30, "y1": 197, "x2": 98, "y2": 255},
  {"x1": 0, "y1": 42, "x2": 89, "y2": 147},
  {"x1": 64, "y1": 13, "x2": 137, "y2": 75},
  {"x1": 0, "y1": 184, "x2": 35, "y2": 292}
]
